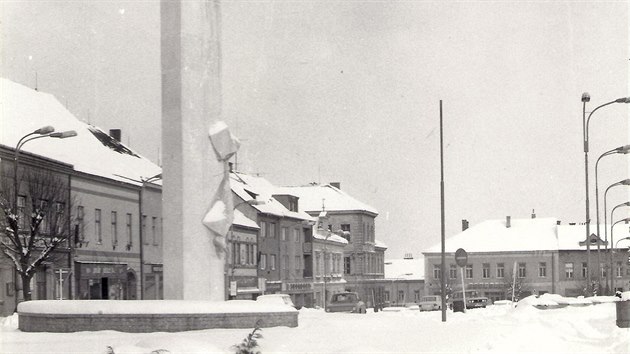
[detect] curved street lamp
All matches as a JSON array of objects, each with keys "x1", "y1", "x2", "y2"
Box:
[
  {"x1": 594, "y1": 145, "x2": 630, "y2": 284},
  {"x1": 615, "y1": 236, "x2": 630, "y2": 249},
  {"x1": 603, "y1": 179, "x2": 630, "y2": 293},
  {"x1": 610, "y1": 217, "x2": 630, "y2": 292},
  {"x1": 13, "y1": 126, "x2": 78, "y2": 209},
  {"x1": 610, "y1": 202, "x2": 630, "y2": 291},
  {"x1": 581, "y1": 93, "x2": 630, "y2": 292}
]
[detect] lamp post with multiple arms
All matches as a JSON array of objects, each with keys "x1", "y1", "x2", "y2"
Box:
[
  {"x1": 603, "y1": 180, "x2": 630, "y2": 292},
  {"x1": 581, "y1": 93, "x2": 630, "y2": 293},
  {"x1": 610, "y1": 217, "x2": 630, "y2": 292},
  {"x1": 594, "y1": 145, "x2": 630, "y2": 289}
]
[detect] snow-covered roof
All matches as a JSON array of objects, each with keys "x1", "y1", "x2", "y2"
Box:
[
  {"x1": 384, "y1": 257, "x2": 425, "y2": 280},
  {"x1": 424, "y1": 217, "x2": 630, "y2": 254},
  {"x1": 312, "y1": 230, "x2": 348, "y2": 245},
  {"x1": 230, "y1": 172, "x2": 315, "y2": 222},
  {"x1": 424, "y1": 217, "x2": 560, "y2": 253},
  {"x1": 277, "y1": 184, "x2": 378, "y2": 215},
  {"x1": 0, "y1": 78, "x2": 161, "y2": 185},
  {"x1": 233, "y1": 209, "x2": 259, "y2": 229},
  {"x1": 557, "y1": 223, "x2": 630, "y2": 250},
  {"x1": 375, "y1": 240, "x2": 388, "y2": 249}
]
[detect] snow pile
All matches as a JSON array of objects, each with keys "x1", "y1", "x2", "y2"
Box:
[{"x1": 2, "y1": 300, "x2": 628, "y2": 353}]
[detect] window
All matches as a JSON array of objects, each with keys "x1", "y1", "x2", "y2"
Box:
[
  {"x1": 293, "y1": 228, "x2": 300, "y2": 243},
  {"x1": 95, "y1": 209, "x2": 102, "y2": 243},
  {"x1": 496, "y1": 263, "x2": 505, "y2": 278},
  {"x1": 518, "y1": 263, "x2": 526, "y2": 278},
  {"x1": 259, "y1": 254, "x2": 266, "y2": 270},
  {"x1": 539, "y1": 262, "x2": 546, "y2": 278},
  {"x1": 344, "y1": 256, "x2": 351, "y2": 274},
  {"x1": 433, "y1": 265, "x2": 442, "y2": 279},
  {"x1": 315, "y1": 252, "x2": 321, "y2": 276},
  {"x1": 616, "y1": 262, "x2": 622, "y2": 277},
  {"x1": 414, "y1": 290, "x2": 420, "y2": 301},
  {"x1": 581, "y1": 262, "x2": 588, "y2": 278},
  {"x1": 340, "y1": 224, "x2": 351, "y2": 241},
  {"x1": 565, "y1": 263, "x2": 574, "y2": 279},
  {"x1": 482, "y1": 263, "x2": 490, "y2": 279},
  {"x1": 152, "y1": 217, "x2": 158, "y2": 245},
  {"x1": 39, "y1": 199, "x2": 49, "y2": 234},
  {"x1": 17, "y1": 195, "x2": 27, "y2": 229},
  {"x1": 465, "y1": 264, "x2": 473, "y2": 279},
  {"x1": 142, "y1": 215, "x2": 148, "y2": 245},
  {"x1": 384, "y1": 291, "x2": 390, "y2": 302},
  {"x1": 449, "y1": 264, "x2": 457, "y2": 279},
  {"x1": 260, "y1": 221, "x2": 267, "y2": 238},
  {"x1": 111, "y1": 211, "x2": 118, "y2": 246},
  {"x1": 54, "y1": 202, "x2": 65, "y2": 234},
  {"x1": 126, "y1": 213, "x2": 132, "y2": 247},
  {"x1": 269, "y1": 222, "x2": 276, "y2": 239},
  {"x1": 600, "y1": 263, "x2": 607, "y2": 278},
  {"x1": 76, "y1": 206, "x2": 85, "y2": 241},
  {"x1": 398, "y1": 290, "x2": 405, "y2": 302},
  {"x1": 281, "y1": 227, "x2": 288, "y2": 241},
  {"x1": 270, "y1": 254, "x2": 276, "y2": 270},
  {"x1": 295, "y1": 255, "x2": 301, "y2": 270}
]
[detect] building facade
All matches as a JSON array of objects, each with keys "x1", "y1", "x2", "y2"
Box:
[
  {"x1": 0, "y1": 146, "x2": 74, "y2": 316},
  {"x1": 423, "y1": 216, "x2": 630, "y2": 302},
  {"x1": 279, "y1": 183, "x2": 387, "y2": 308}
]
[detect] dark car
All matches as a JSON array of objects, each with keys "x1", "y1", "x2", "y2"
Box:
[
  {"x1": 326, "y1": 292, "x2": 367, "y2": 313},
  {"x1": 448, "y1": 290, "x2": 489, "y2": 310}
]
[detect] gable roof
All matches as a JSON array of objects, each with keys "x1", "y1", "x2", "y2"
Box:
[
  {"x1": 230, "y1": 172, "x2": 315, "y2": 222},
  {"x1": 0, "y1": 78, "x2": 161, "y2": 185},
  {"x1": 277, "y1": 183, "x2": 378, "y2": 215}
]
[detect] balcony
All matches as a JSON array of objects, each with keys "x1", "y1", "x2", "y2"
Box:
[{"x1": 302, "y1": 242, "x2": 312, "y2": 254}]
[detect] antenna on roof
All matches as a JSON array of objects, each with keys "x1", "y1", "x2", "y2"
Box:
[
  {"x1": 34, "y1": 71, "x2": 38, "y2": 91},
  {"x1": 322, "y1": 198, "x2": 326, "y2": 211}
]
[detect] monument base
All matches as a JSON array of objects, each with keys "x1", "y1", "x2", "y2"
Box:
[{"x1": 18, "y1": 300, "x2": 298, "y2": 333}]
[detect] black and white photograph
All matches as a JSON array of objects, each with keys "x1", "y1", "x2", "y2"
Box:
[{"x1": 0, "y1": 1, "x2": 629, "y2": 353}]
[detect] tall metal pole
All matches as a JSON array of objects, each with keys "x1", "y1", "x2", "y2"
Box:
[
  {"x1": 440, "y1": 100, "x2": 446, "y2": 322},
  {"x1": 581, "y1": 94, "x2": 592, "y2": 293}
]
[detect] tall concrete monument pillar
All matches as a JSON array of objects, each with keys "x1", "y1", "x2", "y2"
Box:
[{"x1": 161, "y1": 0, "x2": 225, "y2": 300}]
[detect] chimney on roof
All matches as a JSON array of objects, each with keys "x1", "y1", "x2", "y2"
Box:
[
  {"x1": 109, "y1": 129, "x2": 121, "y2": 142},
  {"x1": 330, "y1": 182, "x2": 341, "y2": 189},
  {"x1": 462, "y1": 219, "x2": 469, "y2": 231},
  {"x1": 531, "y1": 209, "x2": 536, "y2": 219},
  {"x1": 228, "y1": 162, "x2": 234, "y2": 172},
  {"x1": 403, "y1": 253, "x2": 413, "y2": 260},
  {"x1": 557, "y1": 220, "x2": 561, "y2": 225},
  {"x1": 506, "y1": 216, "x2": 511, "y2": 228}
]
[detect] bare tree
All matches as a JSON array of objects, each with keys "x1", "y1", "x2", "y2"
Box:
[
  {"x1": 501, "y1": 273, "x2": 528, "y2": 301},
  {"x1": 0, "y1": 169, "x2": 72, "y2": 301}
]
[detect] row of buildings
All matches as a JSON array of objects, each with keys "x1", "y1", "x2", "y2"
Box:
[{"x1": 0, "y1": 78, "x2": 390, "y2": 315}]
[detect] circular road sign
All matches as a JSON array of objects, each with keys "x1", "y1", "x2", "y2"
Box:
[{"x1": 455, "y1": 248, "x2": 468, "y2": 267}]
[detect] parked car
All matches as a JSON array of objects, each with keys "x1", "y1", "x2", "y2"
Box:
[
  {"x1": 418, "y1": 295, "x2": 442, "y2": 311},
  {"x1": 256, "y1": 294, "x2": 297, "y2": 309},
  {"x1": 448, "y1": 290, "x2": 488, "y2": 310},
  {"x1": 326, "y1": 292, "x2": 366, "y2": 313}
]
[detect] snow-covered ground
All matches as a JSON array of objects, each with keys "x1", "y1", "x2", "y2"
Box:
[{"x1": 1, "y1": 297, "x2": 629, "y2": 354}]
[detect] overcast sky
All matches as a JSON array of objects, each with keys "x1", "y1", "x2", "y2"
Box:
[{"x1": 2, "y1": 1, "x2": 628, "y2": 258}]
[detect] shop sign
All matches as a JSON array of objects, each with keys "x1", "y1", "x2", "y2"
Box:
[
  {"x1": 282, "y1": 282, "x2": 314, "y2": 293},
  {"x1": 80, "y1": 263, "x2": 126, "y2": 279}
]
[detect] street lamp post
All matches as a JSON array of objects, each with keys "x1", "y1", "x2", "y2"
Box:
[
  {"x1": 582, "y1": 93, "x2": 630, "y2": 293},
  {"x1": 610, "y1": 217, "x2": 630, "y2": 292},
  {"x1": 11, "y1": 126, "x2": 77, "y2": 306},
  {"x1": 604, "y1": 180, "x2": 630, "y2": 293},
  {"x1": 594, "y1": 145, "x2": 630, "y2": 289}
]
